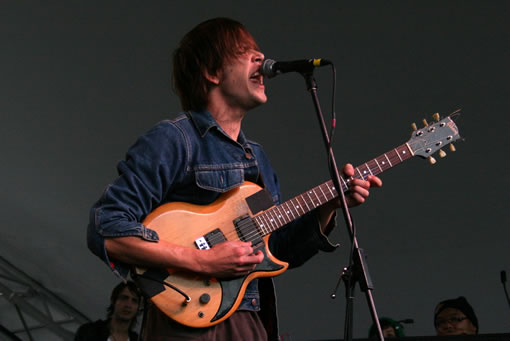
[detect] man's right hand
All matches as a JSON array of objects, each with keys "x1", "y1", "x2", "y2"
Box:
[
  {"x1": 197, "y1": 241, "x2": 264, "y2": 278},
  {"x1": 105, "y1": 236, "x2": 264, "y2": 279}
]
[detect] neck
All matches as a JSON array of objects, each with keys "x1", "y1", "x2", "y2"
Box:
[
  {"x1": 110, "y1": 317, "x2": 130, "y2": 334},
  {"x1": 206, "y1": 104, "x2": 244, "y2": 141}
]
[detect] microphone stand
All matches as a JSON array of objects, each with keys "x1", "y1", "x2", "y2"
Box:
[{"x1": 299, "y1": 69, "x2": 384, "y2": 341}]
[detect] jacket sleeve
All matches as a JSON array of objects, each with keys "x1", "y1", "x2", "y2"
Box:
[{"x1": 87, "y1": 121, "x2": 188, "y2": 279}]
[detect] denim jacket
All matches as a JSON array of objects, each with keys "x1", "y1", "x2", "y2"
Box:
[{"x1": 87, "y1": 110, "x2": 337, "y2": 339}]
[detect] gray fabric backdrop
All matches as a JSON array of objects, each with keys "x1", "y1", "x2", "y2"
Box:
[{"x1": 1, "y1": 1, "x2": 509, "y2": 339}]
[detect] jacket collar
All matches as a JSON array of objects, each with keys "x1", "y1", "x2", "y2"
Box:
[{"x1": 188, "y1": 109, "x2": 248, "y2": 144}]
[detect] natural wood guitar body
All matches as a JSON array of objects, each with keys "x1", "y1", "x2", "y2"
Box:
[{"x1": 134, "y1": 182, "x2": 288, "y2": 328}]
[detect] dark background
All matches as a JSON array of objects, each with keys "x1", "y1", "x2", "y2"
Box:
[{"x1": 1, "y1": 1, "x2": 509, "y2": 340}]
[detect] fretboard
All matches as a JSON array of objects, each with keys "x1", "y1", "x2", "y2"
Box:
[{"x1": 253, "y1": 143, "x2": 413, "y2": 236}]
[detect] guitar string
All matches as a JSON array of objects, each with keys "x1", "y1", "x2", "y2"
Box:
[
  {"x1": 198, "y1": 150, "x2": 407, "y2": 247},
  {"x1": 204, "y1": 137, "x2": 453, "y2": 245},
  {"x1": 200, "y1": 152, "x2": 403, "y2": 247},
  {"x1": 202, "y1": 183, "x2": 340, "y2": 246},
  {"x1": 203, "y1": 188, "x2": 331, "y2": 247}
]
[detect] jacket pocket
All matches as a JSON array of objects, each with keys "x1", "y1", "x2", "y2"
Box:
[{"x1": 195, "y1": 168, "x2": 244, "y2": 193}]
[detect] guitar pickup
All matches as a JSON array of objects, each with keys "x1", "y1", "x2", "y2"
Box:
[
  {"x1": 234, "y1": 215, "x2": 263, "y2": 246},
  {"x1": 194, "y1": 228, "x2": 226, "y2": 250}
]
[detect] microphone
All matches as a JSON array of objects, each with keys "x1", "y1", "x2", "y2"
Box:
[{"x1": 260, "y1": 58, "x2": 331, "y2": 78}]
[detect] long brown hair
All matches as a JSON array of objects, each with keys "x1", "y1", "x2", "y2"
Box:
[
  {"x1": 107, "y1": 281, "x2": 141, "y2": 330},
  {"x1": 172, "y1": 17, "x2": 260, "y2": 111}
]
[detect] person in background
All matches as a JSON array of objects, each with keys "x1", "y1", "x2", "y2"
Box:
[
  {"x1": 368, "y1": 317, "x2": 406, "y2": 338},
  {"x1": 434, "y1": 296, "x2": 478, "y2": 336},
  {"x1": 74, "y1": 281, "x2": 141, "y2": 341}
]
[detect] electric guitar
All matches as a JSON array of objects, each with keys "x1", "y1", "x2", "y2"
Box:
[{"x1": 134, "y1": 112, "x2": 461, "y2": 328}]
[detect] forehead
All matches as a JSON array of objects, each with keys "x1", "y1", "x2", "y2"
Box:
[
  {"x1": 436, "y1": 307, "x2": 463, "y2": 318},
  {"x1": 117, "y1": 287, "x2": 138, "y2": 300}
]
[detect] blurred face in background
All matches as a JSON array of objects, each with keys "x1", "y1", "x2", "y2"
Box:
[{"x1": 435, "y1": 307, "x2": 477, "y2": 336}]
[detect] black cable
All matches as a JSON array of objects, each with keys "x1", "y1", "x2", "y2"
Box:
[{"x1": 501, "y1": 270, "x2": 510, "y2": 308}]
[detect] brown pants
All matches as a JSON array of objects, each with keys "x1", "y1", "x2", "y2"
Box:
[{"x1": 142, "y1": 303, "x2": 268, "y2": 341}]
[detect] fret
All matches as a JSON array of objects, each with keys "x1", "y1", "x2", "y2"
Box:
[
  {"x1": 255, "y1": 216, "x2": 267, "y2": 234},
  {"x1": 310, "y1": 189, "x2": 321, "y2": 207},
  {"x1": 313, "y1": 189, "x2": 322, "y2": 205},
  {"x1": 355, "y1": 167, "x2": 364, "y2": 179},
  {"x1": 365, "y1": 162, "x2": 374, "y2": 176},
  {"x1": 291, "y1": 197, "x2": 305, "y2": 215},
  {"x1": 372, "y1": 160, "x2": 381, "y2": 175},
  {"x1": 374, "y1": 157, "x2": 383, "y2": 173},
  {"x1": 269, "y1": 208, "x2": 280, "y2": 226},
  {"x1": 267, "y1": 210, "x2": 279, "y2": 230},
  {"x1": 281, "y1": 202, "x2": 293, "y2": 221},
  {"x1": 299, "y1": 194, "x2": 311, "y2": 212},
  {"x1": 386, "y1": 150, "x2": 397, "y2": 165},
  {"x1": 394, "y1": 148, "x2": 403, "y2": 162},
  {"x1": 400, "y1": 144, "x2": 412, "y2": 160},
  {"x1": 259, "y1": 214, "x2": 271, "y2": 232},
  {"x1": 357, "y1": 164, "x2": 370, "y2": 179},
  {"x1": 321, "y1": 183, "x2": 331, "y2": 201},
  {"x1": 384, "y1": 153, "x2": 393, "y2": 167},
  {"x1": 337, "y1": 178, "x2": 347, "y2": 193},
  {"x1": 284, "y1": 201, "x2": 296, "y2": 220},
  {"x1": 275, "y1": 206, "x2": 287, "y2": 224},
  {"x1": 318, "y1": 185, "x2": 327, "y2": 203},
  {"x1": 404, "y1": 142, "x2": 414, "y2": 156},
  {"x1": 326, "y1": 181, "x2": 336, "y2": 199},
  {"x1": 305, "y1": 191, "x2": 315, "y2": 209}
]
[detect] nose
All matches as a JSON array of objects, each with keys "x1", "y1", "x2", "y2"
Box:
[{"x1": 252, "y1": 51, "x2": 264, "y2": 64}]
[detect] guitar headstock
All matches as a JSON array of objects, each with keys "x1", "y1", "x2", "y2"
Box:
[{"x1": 407, "y1": 110, "x2": 461, "y2": 164}]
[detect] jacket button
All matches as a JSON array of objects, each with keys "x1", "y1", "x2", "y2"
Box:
[{"x1": 251, "y1": 299, "x2": 257, "y2": 306}]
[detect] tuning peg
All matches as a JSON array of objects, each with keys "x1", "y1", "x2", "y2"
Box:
[
  {"x1": 439, "y1": 149, "x2": 446, "y2": 158},
  {"x1": 449, "y1": 144, "x2": 456, "y2": 152},
  {"x1": 428, "y1": 156, "x2": 437, "y2": 164},
  {"x1": 422, "y1": 119, "x2": 429, "y2": 127},
  {"x1": 433, "y1": 113, "x2": 440, "y2": 121},
  {"x1": 411, "y1": 122, "x2": 417, "y2": 131}
]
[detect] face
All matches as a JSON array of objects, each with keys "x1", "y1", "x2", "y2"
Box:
[
  {"x1": 211, "y1": 49, "x2": 267, "y2": 112},
  {"x1": 382, "y1": 326, "x2": 396, "y2": 337},
  {"x1": 435, "y1": 307, "x2": 477, "y2": 336},
  {"x1": 112, "y1": 287, "x2": 140, "y2": 322}
]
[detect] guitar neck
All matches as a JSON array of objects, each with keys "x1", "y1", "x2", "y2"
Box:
[{"x1": 254, "y1": 143, "x2": 413, "y2": 236}]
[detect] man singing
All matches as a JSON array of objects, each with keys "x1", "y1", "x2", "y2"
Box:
[{"x1": 87, "y1": 17, "x2": 382, "y2": 340}]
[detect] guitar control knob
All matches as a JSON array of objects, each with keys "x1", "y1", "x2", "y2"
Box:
[{"x1": 199, "y1": 293, "x2": 211, "y2": 304}]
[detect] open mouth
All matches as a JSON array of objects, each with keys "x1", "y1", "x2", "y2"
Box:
[{"x1": 250, "y1": 70, "x2": 263, "y2": 85}]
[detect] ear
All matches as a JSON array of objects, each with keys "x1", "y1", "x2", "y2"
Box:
[
  {"x1": 467, "y1": 321, "x2": 478, "y2": 334},
  {"x1": 203, "y1": 68, "x2": 221, "y2": 85}
]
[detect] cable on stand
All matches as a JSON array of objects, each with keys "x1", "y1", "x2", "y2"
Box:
[{"x1": 298, "y1": 65, "x2": 385, "y2": 341}]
